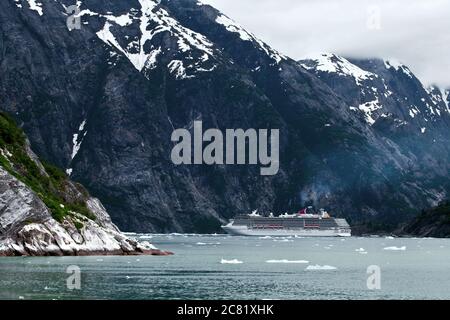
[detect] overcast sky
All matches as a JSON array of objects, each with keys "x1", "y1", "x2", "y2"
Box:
[{"x1": 203, "y1": 0, "x2": 450, "y2": 88}]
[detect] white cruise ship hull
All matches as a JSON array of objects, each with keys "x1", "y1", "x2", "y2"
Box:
[{"x1": 222, "y1": 225, "x2": 351, "y2": 237}]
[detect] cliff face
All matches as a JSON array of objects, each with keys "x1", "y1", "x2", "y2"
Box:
[
  {"x1": 1, "y1": 0, "x2": 449, "y2": 233},
  {"x1": 399, "y1": 201, "x2": 450, "y2": 238},
  {"x1": 0, "y1": 113, "x2": 166, "y2": 256}
]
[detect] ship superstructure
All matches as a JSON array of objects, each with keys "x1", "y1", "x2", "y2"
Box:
[{"x1": 221, "y1": 208, "x2": 351, "y2": 237}]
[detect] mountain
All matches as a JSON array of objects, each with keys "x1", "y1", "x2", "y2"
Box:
[
  {"x1": 0, "y1": 0, "x2": 449, "y2": 233},
  {"x1": 0, "y1": 112, "x2": 167, "y2": 256},
  {"x1": 299, "y1": 53, "x2": 450, "y2": 129},
  {"x1": 399, "y1": 200, "x2": 450, "y2": 238}
]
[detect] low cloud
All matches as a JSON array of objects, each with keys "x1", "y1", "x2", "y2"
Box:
[{"x1": 203, "y1": 0, "x2": 450, "y2": 88}]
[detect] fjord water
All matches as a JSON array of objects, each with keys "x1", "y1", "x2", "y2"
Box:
[{"x1": 1, "y1": 235, "x2": 450, "y2": 300}]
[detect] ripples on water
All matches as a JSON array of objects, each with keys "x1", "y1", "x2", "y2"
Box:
[{"x1": 0, "y1": 235, "x2": 449, "y2": 300}]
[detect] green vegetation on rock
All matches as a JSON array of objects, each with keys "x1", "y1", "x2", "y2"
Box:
[
  {"x1": 0, "y1": 112, "x2": 95, "y2": 223},
  {"x1": 400, "y1": 201, "x2": 450, "y2": 238}
]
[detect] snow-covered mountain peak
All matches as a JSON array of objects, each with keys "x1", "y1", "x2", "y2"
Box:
[
  {"x1": 300, "y1": 54, "x2": 450, "y2": 128},
  {"x1": 15, "y1": 0, "x2": 288, "y2": 76},
  {"x1": 383, "y1": 59, "x2": 414, "y2": 78},
  {"x1": 87, "y1": 0, "x2": 217, "y2": 79},
  {"x1": 213, "y1": 13, "x2": 287, "y2": 64},
  {"x1": 301, "y1": 53, "x2": 377, "y2": 85}
]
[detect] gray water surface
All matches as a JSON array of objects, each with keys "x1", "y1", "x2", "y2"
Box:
[{"x1": 1, "y1": 235, "x2": 449, "y2": 300}]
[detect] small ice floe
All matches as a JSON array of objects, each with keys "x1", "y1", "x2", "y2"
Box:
[
  {"x1": 305, "y1": 265, "x2": 337, "y2": 271},
  {"x1": 196, "y1": 242, "x2": 221, "y2": 246},
  {"x1": 355, "y1": 248, "x2": 367, "y2": 253},
  {"x1": 126, "y1": 276, "x2": 131, "y2": 279},
  {"x1": 259, "y1": 236, "x2": 272, "y2": 239},
  {"x1": 385, "y1": 236, "x2": 395, "y2": 240},
  {"x1": 139, "y1": 235, "x2": 153, "y2": 240},
  {"x1": 96, "y1": 258, "x2": 104, "y2": 262},
  {"x1": 383, "y1": 246, "x2": 406, "y2": 251},
  {"x1": 266, "y1": 259, "x2": 309, "y2": 264},
  {"x1": 19, "y1": 296, "x2": 25, "y2": 300},
  {"x1": 324, "y1": 246, "x2": 332, "y2": 250},
  {"x1": 273, "y1": 239, "x2": 293, "y2": 243},
  {"x1": 221, "y1": 258, "x2": 243, "y2": 264}
]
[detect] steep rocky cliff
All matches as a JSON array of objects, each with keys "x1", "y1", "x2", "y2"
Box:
[
  {"x1": 0, "y1": 112, "x2": 168, "y2": 256},
  {"x1": 0, "y1": 0, "x2": 449, "y2": 233},
  {"x1": 399, "y1": 201, "x2": 450, "y2": 238}
]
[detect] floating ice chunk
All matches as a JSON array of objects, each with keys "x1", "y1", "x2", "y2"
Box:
[
  {"x1": 273, "y1": 239, "x2": 293, "y2": 242},
  {"x1": 196, "y1": 242, "x2": 220, "y2": 245},
  {"x1": 221, "y1": 258, "x2": 243, "y2": 264},
  {"x1": 306, "y1": 265, "x2": 337, "y2": 271},
  {"x1": 383, "y1": 246, "x2": 406, "y2": 251},
  {"x1": 385, "y1": 236, "x2": 395, "y2": 240},
  {"x1": 266, "y1": 259, "x2": 309, "y2": 264},
  {"x1": 259, "y1": 236, "x2": 272, "y2": 239},
  {"x1": 355, "y1": 248, "x2": 366, "y2": 252}
]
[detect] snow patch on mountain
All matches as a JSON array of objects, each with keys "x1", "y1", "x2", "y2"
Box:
[
  {"x1": 214, "y1": 14, "x2": 286, "y2": 64},
  {"x1": 66, "y1": 119, "x2": 86, "y2": 176},
  {"x1": 409, "y1": 107, "x2": 420, "y2": 118},
  {"x1": 384, "y1": 59, "x2": 414, "y2": 78},
  {"x1": 71, "y1": 119, "x2": 87, "y2": 161},
  {"x1": 215, "y1": 14, "x2": 252, "y2": 42},
  {"x1": 168, "y1": 60, "x2": 193, "y2": 79},
  {"x1": 78, "y1": 0, "x2": 216, "y2": 78},
  {"x1": 26, "y1": 0, "x2": 43, "y2": 16},
  {"x1": 13, "y1": 0, "x2": 22, "y2": 9},
  {"x1": 441, "y1": 89, "x2": 450, "y2": 113},
  {"x1": 301, "y1": 54, "x2": 376, "y2": 85},
  {"x1": 359, "y1": 99, "x2": 382, "y2": 125}
]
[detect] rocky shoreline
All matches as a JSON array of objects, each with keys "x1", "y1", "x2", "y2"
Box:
[
  {"x1": 0, "y1": 113, "x2": 172, "y2": 257},
  {"x1": 0, "y1": 171, "x2": 173, "y2": 257}
]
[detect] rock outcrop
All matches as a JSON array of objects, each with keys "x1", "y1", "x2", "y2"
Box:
[
  {"x1": 0, "y1": 113, "x2": 171, "y2": 256},
  {"x1": 398, "y1": 201, "x2": 450, "y2": 238}
]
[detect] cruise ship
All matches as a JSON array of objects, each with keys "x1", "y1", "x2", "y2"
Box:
[{"x1": 221, "y1": 208, "x2": 351, "y2": 237}]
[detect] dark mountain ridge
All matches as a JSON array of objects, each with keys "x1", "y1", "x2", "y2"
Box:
[{"x1": 0, "y1": 0, "x2": 449, "y2": 233}]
